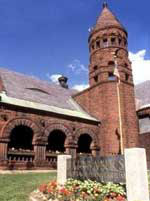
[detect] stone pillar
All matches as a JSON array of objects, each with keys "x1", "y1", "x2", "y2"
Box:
[
  {"x1": 0, "y1": 141, "x2": 8, "y2": 160},
  {"x1": 34, "y1": 145, "x2": 46, "y2": 161},
  {"x1": 57, "y1": 155, "x2": 72, "y2": 185},
  {"x1": 90, "y1": 142, "x2": 100, "y2": 157},
  {"x1": 65, "y1": 145, "x2": 77, "y2": 158},
  {"x1": 125, "y1": 148, "x2": 149, "y2": 201}
]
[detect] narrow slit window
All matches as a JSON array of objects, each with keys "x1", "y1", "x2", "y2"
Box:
[
  {"x1": 125, "y1": 73, "x2": 129, "y2": 81},
  {"x1": 111, "y1": 37, "x2": 116, "y2": 45},
  {"x1": 119, "y1": 38, "x2": 122, "y2": 45},
  {"x1": 96, "y1": 41, "x2": 100, "y2": 48},
  {"x1": 94, "y1": 75, "x2": 98, "y2": 83},
  {"x1": 103, "y1": 38, "x2": 108, "y2": 47}
]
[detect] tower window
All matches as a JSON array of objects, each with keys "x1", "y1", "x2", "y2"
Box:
[
  {"x1": 92, "y1": 44, "x2": 95, "y2": 50},
  {"x1": 108, "y1": 72, "x2": 116, "y2": 81},
  {"x1": 103, "y1": 38, "x2": 108, "y2": 47},
  {"x1": 111, "y1": 37, "x2": 116, "y2": 45},
  {"x1": 93, "y1": 65, "x2": 98, "y2": 71},
  {"x1": 124, "y1": 63, "x2": 128, "y2": 68},
  {"x1": 96, "y1": 41, "x2": 100, "y2": 48},
  {"x1": 118, "y1": 38, "x2": 122, "y2": 45},
  {"x1": 124, "y1": 39, "x2": 127, "y2": 47},
  {"x1": 94, "y1": 75, "x2": 98, "y2": 83},
  {"x1": 125, "y1": 73, "x2": 129, "y2": 81},
  {"x1": 108, "y1": 61, "x2": 115, "y2": 66}
]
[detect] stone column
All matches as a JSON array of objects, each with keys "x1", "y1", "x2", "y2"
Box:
[
  {"x1": 90, "y1": 142, "x2": 100, "y2": 157},
  {"x1": 65, "y1": 144, "x2": 77, "y2": 158},
  {"x1": 0, "y1": 140, "x2": 8, "y2": 160},
  {"x1": 34, "y1": 145, "x2": 46, "y2": 161},
  {"x1": 125, "y1": 148, "x2": 149, "y2": 201}
]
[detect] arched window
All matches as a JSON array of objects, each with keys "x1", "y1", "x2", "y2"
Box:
[
  {"x1": 46, "y1": 130, "x2": 66, "y2": 153},
  {"x1": 8, "y1": 125, "x2": 33, "y2": 150},
  {"x1": 123, "y1": 38, "x2": 127, "y2": 47},
  {"x1": 111, "y1": 37, "x2": 116, "y2": 45},
  {"x1": 118, "y1": 37, "x2": 122, "y2": 46},
  {"x1": 96, "y1": 40, "x2": 100, "y2": 48},
  {"x1": 103, "y1": 38, "x2": 108, "y2": 47},
  {"x1": 77, "y1": 134, "x2": 92, "y2": 154}
]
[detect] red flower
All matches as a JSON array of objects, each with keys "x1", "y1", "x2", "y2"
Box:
[
  {"x1": 116, "y1": 195, "x2": 125, "y2": 201},
  {"x1": 39, "y1": 184, "x2": 47, "y2": 193},
  {"x1": 59, "y1": 188, "x2": 71, "y2": 196}
]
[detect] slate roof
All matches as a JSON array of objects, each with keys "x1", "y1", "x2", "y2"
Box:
[
  {"x1": 0, "y1": 68, "x2": 98, "y2": 122},
  {"x1": 94, "y1": 5, "x2": 126, "y2": 32},
  {"x1": 135, "y1": 80, "x2": 150, "y2": 110}
]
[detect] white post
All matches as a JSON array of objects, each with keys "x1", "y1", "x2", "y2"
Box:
[
  {"x1": 57, "y1": 155, "x2": 72, "y2": 185},
  {"x1": 125, "y1": 148, "x2": 149, "y2": 201}
]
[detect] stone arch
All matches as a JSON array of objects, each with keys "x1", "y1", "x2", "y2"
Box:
[
  {"x1": 75, "y1": 127, "x2": 98, "y2": 147},
  {"x1": 1, "y1": 118, "x2": 40, "y2": 143},
  {"x1": 44, "y1": 123, "x2": 72, "y2": 142}
]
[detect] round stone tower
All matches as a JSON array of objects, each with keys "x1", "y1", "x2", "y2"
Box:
[{"x1": 87, "y1": 3, "x2": 139, "y2": 155}]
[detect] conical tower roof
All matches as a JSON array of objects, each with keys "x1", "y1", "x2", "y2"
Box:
[{"x1": 94, "y1": 3, "x2": 126, "y2": 32}]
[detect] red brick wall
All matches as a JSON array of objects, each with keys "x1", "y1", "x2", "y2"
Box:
[
  {"x1": 0, "y1": 103, "x2": 99, "y2": 146},
  {"x1": 73, "y1": 23, "x2": 139, "y2": 156}
]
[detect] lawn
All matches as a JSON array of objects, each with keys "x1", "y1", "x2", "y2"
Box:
[{"x1": 0, "y1": 172, "x2": 56, "y2": 201}]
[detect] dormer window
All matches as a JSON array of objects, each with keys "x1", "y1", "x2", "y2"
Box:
[{"x1": 26, "y1": 88, "x2": 49, "y2": 95}]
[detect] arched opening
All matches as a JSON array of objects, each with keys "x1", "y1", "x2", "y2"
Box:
[
  {"x1": 8, "y1": 125, "x2": 33, "y2": 150},
  {"x1": 77, "y1": 134, "x2": 92, "y2": 154},
  {"x1": 46, "y1": 130, "x2": 66, "y2": 153}
]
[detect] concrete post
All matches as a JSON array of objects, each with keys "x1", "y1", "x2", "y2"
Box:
[
  {"x1": 57, "y1": 155, "x2": 71, "y2": 185},
  {"x1": 125, "y1": 148, "x2": 149, "y2": 201}
]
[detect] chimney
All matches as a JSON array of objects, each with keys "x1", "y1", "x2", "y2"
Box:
[{"x1": 58, "y1": 76, "x2": 68, "y2": 89}]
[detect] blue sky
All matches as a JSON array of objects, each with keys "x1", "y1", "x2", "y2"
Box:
[{"x1": 0, "y1": 0, "x2": 149, "y2": 90}]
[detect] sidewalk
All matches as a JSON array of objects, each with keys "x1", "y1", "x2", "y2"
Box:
[{"x1": 0, "y1": 169, "x2": 57, "y2": 174}]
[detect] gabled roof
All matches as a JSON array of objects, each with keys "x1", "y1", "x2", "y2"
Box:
[
  {"x1": 94, "y1": 3, "x2": 126, "y2": 32},
  {"x1": 0, "y1": 68, "x2": 99, "y2": 122},
  {"x1": 135, "y1": 80, "x2": 150, "y2": 110}
]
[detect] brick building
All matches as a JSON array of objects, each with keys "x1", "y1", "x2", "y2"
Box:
[{"x1": 0, "y1": 3, "x2": 148, "y2": 169}]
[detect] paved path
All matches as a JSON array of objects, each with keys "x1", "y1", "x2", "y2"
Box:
[{"x1": 0, "y1": 170, "x2": 57, "y2": 174}]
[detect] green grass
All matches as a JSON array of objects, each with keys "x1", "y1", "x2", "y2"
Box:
[{"x1": 0, "y1": 172, "x2": 56, "y2": 201}]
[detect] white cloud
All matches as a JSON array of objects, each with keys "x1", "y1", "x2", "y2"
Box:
[
  {"x1": 47, "y1": 73, "x2": 62, "y2": 84},
  {"x1": 72, "y1": 84, "x2": 89, "y2": 91},
  {"x1": 129, "y1": 49, "x2": 150, "y2": 84},
  {"x1": 68, "y1": 59, "x2": 88, "y2": 74}
]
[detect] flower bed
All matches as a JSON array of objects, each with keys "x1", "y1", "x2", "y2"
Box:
[{"x1": 35, "y1": 179, "x2": 126, "y2": 201}]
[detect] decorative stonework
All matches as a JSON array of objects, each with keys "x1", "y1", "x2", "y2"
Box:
[
  {"x1": 1, "y1": 118, "x2": 40, "y2": 142},
  {"x1": 74, "y1": 127, "x2": 99, "y2": 147},
  {"x1": 44, "y1": 123, "x2": 72, "y2": 140}
]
